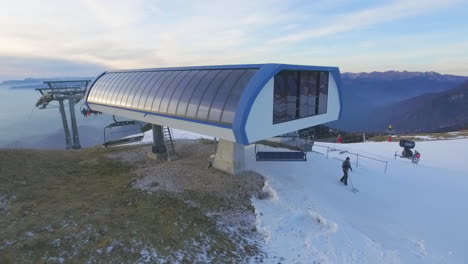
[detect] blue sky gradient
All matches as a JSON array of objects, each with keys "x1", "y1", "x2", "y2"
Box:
[{"x1": 0, "y1": 0, "x2": 467, "y2": 80}]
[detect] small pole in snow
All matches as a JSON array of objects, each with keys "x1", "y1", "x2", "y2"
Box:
[
  {"x1": 385, "y1": 161, "x2": 388, "y2": 174},
  {"x1": 356, "y1": 154, "x2": 359, "y2": 167},
  {"x1": 327, "y1": 147, "x2": 329, "y2": 159}
]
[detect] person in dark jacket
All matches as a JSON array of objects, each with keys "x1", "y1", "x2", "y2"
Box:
[{"x1": 340, "y1": 157, "x2": 352, "y2": 185}]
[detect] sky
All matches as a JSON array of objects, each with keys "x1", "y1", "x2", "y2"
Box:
[{"x1": 0, "y1": 0, "x2": 467, "y2": 80}]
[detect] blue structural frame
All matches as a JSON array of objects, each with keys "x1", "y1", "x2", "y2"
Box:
[
  {"x1": 233, "y1": 63, "x2": 342, "y2": 144},
  {"x1": 85, "y1": 63, "x2": 342, "y2": 145}
]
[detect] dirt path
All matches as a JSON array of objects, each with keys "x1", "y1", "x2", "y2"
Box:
[{"x1": 0, "y1": 140, "x2": 265, "y2": 263}]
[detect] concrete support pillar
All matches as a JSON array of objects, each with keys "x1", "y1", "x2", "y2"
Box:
[
  {"x1": 213, "y1": 139, "x2": 246, "y2": 175},
  {"x1": 151, "y1": 124, "x2": 167, "y2": 160}
]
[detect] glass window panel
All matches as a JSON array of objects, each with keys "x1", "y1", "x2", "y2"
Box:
[
  {"x1": 134, "y1": 72, "x2": 161, "y2": 109},
  {"x1": 176, "y1": 70, "x2": 210, "y2": 116},
  {"x1": 196, "y1": 70, "x2": 233, "y2": 120},
  {"x1": 273, "y1": 71, "x2": 298, "y2": 124},
  {"x1": 273, "y1": 72, "x2": 288, "y2": 124},
  {"x1": 307, "y1": 96, "x2": 316, "y2": 116},
  {"x1": 300, "y1": 71, "x2": 318, "y2": 118},
  {"x1": 167, "y1": 71, "x2": 199, "y2": 114},
  {"x1": 115, "y1": 72, "x2": 146, "y2": 106},
  {"x1": 220, "y1": 69, "x2": 257, "y2": 124},
  {"x1": 150, "y1": 71, "x2": 180, "y2": 112},
  {"x1": 158, "y1": 71, "x2": 190, "y2": 113},
  {"x1": 143, "y1": 71, "x2": 173, "y2": 110},
  {"x1": 122, "y1": 72, "x2": 152, "y2": 107},
  {"x1": 319, "y1": 72, "x2": 329, "y2": 114},
  {"x1": 185, "y1": 70, "x2": 221, "y2": 118},
  {"x1": 208, "y1": 70, "x2": 246, "y2": 122}
]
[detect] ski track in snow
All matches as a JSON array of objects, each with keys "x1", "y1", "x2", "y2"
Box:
[{"x1": 248, "y1": 139, "x2": 468, "y2": 264}]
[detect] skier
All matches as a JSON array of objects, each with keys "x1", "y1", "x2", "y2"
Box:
[{"x1": 340, "y1": 157, "x2": 352, "y2": 185}]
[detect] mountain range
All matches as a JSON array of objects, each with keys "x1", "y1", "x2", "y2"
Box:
[
  {"x1": 329, "y1": 71, "x2": 468, "y2": 132},
  {"x1": 370, "y1": 81, "x2": 468, "y2": 133}
]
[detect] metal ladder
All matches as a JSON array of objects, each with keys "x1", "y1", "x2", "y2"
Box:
[{"x1": 162, "y1": 126, "x2": 177, "y2": 161}]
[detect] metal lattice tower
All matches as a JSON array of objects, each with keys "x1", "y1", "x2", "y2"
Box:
[{"x1": 35, "y1": 80, "x2": 91, "y2": 149}]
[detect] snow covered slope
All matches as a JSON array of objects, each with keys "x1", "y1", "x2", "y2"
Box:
[
  {"x1": 126, "y1": 128, "x2": 211, "y2": 146},
  {"x1": 248, "y1": 139, "x2": 468, "y2": 263}
]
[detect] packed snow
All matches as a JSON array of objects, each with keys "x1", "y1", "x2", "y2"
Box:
[
  {"x1": 124, "y1": 129, "x2": 467, "y2": 263},
  {"x1": 247, "y1": 139, "x2": 468, "y2": 263},
  {"x1": 127, "y1": 128, "x2": 211, "y2": 145}
]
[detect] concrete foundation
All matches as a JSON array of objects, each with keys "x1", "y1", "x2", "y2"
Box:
[{"x1": 213, "y1": 139, "x2": 246, "y2": 175}]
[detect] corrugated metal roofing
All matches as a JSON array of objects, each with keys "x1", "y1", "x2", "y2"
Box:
[{"x1": 87, "y1": 67, "x2": 258, "y2": 125}]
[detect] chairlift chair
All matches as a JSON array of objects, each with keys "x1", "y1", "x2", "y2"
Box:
[
  {"x1": 254, "y1": 137, "x2": 308, "y2": 162},
  {"x1": 103, "y1": 115, "x2": 144, "y2": 147}
]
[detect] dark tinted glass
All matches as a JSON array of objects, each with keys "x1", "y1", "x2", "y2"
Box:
[
  {"x1": 318, "y1": 72, "x2": 329, "y2": 114},
  {"x1": 273, "y1": 71, "x2": 288, "y2": 123},
  {"x1": 274, "y1": 71, "x2": 298, "y2": 124},
  {"x1": 196, "y1": 70, "x2": 233, "y2": 120},
  {"x1": 273, "y1": 70, "x2": 328, "y2": 124},
  {"x1": 208, "y1": 70, "x2": 246, "y2": 122},
  {"x1": 300, "y1": 71, "x2": 318, "y2": 118}
]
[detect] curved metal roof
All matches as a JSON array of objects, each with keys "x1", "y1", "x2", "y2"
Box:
[
  {"x1": 85, "y1": 64, "x2": 342, "y2": 144},
  {"x1": 86, "y1": 66, "x2": 259, "y2": 125}
]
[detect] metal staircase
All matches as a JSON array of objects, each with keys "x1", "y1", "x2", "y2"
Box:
[{"x1": 162, "y1": 126, "x2": 177, "y2": 161}]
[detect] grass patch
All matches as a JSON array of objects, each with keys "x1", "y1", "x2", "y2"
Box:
[{"x1": 0, "y1": 147, "x2": 260, "y2": 263}]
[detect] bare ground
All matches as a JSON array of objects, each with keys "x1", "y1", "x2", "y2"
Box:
[{"x1": 0, "y1": 139, "x2": 265, "y2": 263}]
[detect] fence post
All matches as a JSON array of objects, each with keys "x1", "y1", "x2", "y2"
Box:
[
  {"x1": 327, "y1": 147, "x2": 329, "y2": 159},
  {"x1": 356, "y1": 154, "x2": 359, "y2": 167},
  {"x1": 384, "y1": 161, "x2": 388, "y2": 174}
]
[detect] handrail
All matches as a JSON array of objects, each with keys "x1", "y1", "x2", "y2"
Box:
[{"x1": 313, "y1": 144, "x2": 389, "y2": 174}]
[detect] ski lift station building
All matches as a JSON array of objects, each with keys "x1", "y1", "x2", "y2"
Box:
[{"x1": 85, "y1": 63, "x2": 343, "y2": 173}]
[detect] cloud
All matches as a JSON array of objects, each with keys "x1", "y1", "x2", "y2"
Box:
[
  {"x1": 0, "y1": 0, "x2": 466, "y2": 78},
  {"x1": 0, "y1": 56, "x2": 107, "y2": 80},
  {"x1": 268, "y1": 0, "x2": 461, "y2": 45}
]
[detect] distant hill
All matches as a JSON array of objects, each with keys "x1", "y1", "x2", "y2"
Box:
[
  {"x1": 328, "y1": 71, "x2": 468, "y2": 131},
  {"x1": 1, "y1": 77, "x2": 94, "y2": 89},
  {"x1": 342, "y1": 70, "x2": 468, "y2": 82},
  {"x1": 370, "y1": 81, "x2": 468, "y2": 133}
]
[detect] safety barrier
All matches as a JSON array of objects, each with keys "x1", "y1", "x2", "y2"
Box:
[{"x1": 313, "y1": 144, "x2": 389, "y2": 174}]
